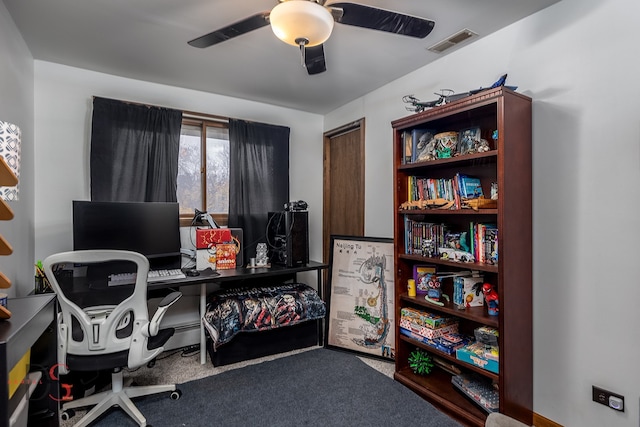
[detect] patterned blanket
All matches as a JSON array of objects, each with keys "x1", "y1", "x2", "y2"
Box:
[{"x1": 203, "y1": 283, "x2": 326, "y2": 349}]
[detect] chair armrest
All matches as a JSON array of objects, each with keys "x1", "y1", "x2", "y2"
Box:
[{"x1": 147, "y1": 291, "x2": 182, "y2": 337}]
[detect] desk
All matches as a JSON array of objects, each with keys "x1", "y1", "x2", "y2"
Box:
[
  {"x1": 64, "y1": 261, "x2": 327, "y2": 365},
  {"x1": 148, "y1": 261, "x2": 328, "y2": 364},
  {"x1": 0, "y1": 294, "x2": 58, "y2": 427}
]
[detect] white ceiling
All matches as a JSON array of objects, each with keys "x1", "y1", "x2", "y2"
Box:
[{"x1": 3, "y1": 0, "x2": 560, "y2": 114}]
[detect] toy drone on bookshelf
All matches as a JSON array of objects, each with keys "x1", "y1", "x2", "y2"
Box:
[{"x1": 402, "y1": 74, "x2": 518, "y2": 113}]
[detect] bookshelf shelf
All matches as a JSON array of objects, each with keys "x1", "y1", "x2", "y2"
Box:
[
  {"x1": 398, "y1": 208, "x2": 498, "y2": 216},
  {"x1": 0, "y1": 234, "x2": 13, "y2": 256},
  {"x1": 395, "y1": 367, "x2": 487, "y2": 427},
  {"x1": 399, "y1": 334, "x2": 499, "y2": 381},
  {"x1": 398, "y1": 150, "x2": 498, "y2": 171},
  {"x1": 0, "y1": 271, "x2": 10, "y2": 288},
  {"x1": 0, "y1": 199, "x2": 14, "y2": 221},
  {"x1": 400, "y1": 294, "x2": 499, "y2": 327},
  {"x1": 392, "y1": 87, "x2": 532, "y2": 426},
  {"x1": 0, "y1": 157, "x2": 17, "y2": 186}
]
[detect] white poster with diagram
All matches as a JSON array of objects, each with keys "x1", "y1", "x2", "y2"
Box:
[{"x1": 326, "y1": 236, "x2": 395, "y2": 360}]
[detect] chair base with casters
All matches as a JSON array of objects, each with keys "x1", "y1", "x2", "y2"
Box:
[{"x1": 60, "y1": 367, "x2": 182, "y2": 427}]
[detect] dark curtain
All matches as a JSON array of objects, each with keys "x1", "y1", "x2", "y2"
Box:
[
  {"x1": 228, "y1": 119, "x2": 290, "y2": 263},
  {"x1": 90, "y1": 97, "x2": 182, "y2": 202}
]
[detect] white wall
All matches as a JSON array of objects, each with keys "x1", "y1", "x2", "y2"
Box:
[
  {"x1": 325, "y1": 0, "x2": 640, "y2": 425},
  {"x1": 0, "y1": 3, "x2": 34, "y2": 298},
  {"x1": 33, "y1": 62, "x2": 324, "y2": 294}
]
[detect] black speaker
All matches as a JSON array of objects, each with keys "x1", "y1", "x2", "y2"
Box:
[{"x1": 267, "y1": 211, "x2": 309, "y2": 267}]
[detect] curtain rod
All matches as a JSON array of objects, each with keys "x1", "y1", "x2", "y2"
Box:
[{"x1": 92, "y1": 96, "x2": 229, "y2": 124}]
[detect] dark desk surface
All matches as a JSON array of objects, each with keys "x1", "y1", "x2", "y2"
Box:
[
  {"x1": 0, "y1": 294, "x2": 56, "y2": 370},
  {"x1": 150, "y1": 260, "x2": 327, "y2": 289},
  {"x1": 62, "y1": 261, "x2": 328, "y2": 307},
  {"x1": 1, "y1": 294, "x2": 57, "y2": 427}
]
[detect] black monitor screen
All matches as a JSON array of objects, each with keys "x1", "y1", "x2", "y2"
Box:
[{"x1": 72, "y1": 201, "x2": 181, "y2": 270}]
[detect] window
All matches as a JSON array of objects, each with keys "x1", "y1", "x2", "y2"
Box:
[{"x1": 177, "y1": 117, "x2": 229, "y2": 226}]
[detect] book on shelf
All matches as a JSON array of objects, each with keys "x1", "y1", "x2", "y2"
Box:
[
  {"x1": 412, "y1": 264, "x2": 436, "y2": 294},
  {"x1": 402, "y1": 131, "x2": 413, "y2": 164},
  {"x1": 469, "y1": 223, "x2": 498, "y2": 265},
  {"x1": 404, "y1": 218, "x2": 445, "y2": 257},
  {"x1": 455, "y1": 173, "x2": 484, "y2": 200},
  {"x1": 411, "y1": 129, "x2": 436, "y2": 163},
  {"x1": 406, "y1": 176, "x2": 457, "y2": 209},
  {"x1": 484, "y1": 226, "x2": 498, "y2": 265},
  {"x1": 403, "y1": 218, "x2": 498, "y2": 266}
]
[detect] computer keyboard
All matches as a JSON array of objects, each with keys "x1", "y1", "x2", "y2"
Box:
[{"x1": 108, "y1": 269, "x2": 187, "y2": 286}]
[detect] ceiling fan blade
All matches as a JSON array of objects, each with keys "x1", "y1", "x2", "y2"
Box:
[
  {"x1": 304, "y1": 44, "x2": 327, "y2": 75},
  {"x1": 188, "y1": 12, "x2": 270, "y2": 48},
  {"x1": 329, "y1": 3, "x2": 435, "y2": 38}
]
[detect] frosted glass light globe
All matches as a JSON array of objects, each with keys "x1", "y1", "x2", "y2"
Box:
[{"x1": 270, "y1": 0, "x2": 334, "y2": 47}]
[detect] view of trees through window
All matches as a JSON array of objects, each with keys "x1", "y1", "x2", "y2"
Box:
[{"x1": 177, "y1": 119, "x2": 229, "y2": 225}]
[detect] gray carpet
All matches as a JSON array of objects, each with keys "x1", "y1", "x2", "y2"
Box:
[{"x1": 92, "y1": 348, "x2": 462, "y2": 426}]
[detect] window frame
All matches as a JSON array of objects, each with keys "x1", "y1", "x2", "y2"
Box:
[{"x1": 178, "y1": 114, "x2": 230, "y2": 227}]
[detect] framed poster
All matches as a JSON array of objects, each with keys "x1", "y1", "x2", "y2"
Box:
[{"x1": 325, "y1": 235, "x2": 395, "y2": 360}]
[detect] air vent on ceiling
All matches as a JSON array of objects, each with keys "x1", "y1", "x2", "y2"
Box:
[{"x1": 427, "y1": 29, "x2": 478, "y2": 53}]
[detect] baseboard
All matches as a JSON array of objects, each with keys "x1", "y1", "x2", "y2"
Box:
[{"x1": 533, "y1": 412, "x2": 563, "y2": 427}]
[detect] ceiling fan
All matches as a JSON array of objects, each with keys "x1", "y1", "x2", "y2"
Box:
[{"x1": 188, "y1": 0, "x2": 435, "y2": 75}]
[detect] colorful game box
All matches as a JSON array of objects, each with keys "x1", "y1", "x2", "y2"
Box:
[
  {"x1": 456, "y1": 342, "x2": 499, "y2": 373},
  {"x1": 474, "y1": 326, "x2": 499, "y2": 347},
  {"x1": 400, "y1": 307, "x2": 455, "y2": 329},
  {"x1": 451, "y1": 373, "x2": 499, "y2": 413},
  {"x1": 399, "y1": 317, "x2": 458, "y2": 339},
  {"x1": 399, "y1": 328, "x2": 471, "y2": 355}
]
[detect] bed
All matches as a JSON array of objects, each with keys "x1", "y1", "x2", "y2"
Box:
[{"x1": 203, "y1": 282, "x2": 326, "y2": 366}]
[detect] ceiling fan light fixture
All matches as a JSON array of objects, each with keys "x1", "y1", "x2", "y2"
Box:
[{"x1": 270, "y1": 0, "x2": 334, "y2": 47}]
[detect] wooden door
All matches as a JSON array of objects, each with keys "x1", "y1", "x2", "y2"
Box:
[{"x1": 322, "y1": 119, "x2": 365, "y2": 266}]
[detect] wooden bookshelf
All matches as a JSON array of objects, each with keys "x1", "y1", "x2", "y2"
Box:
[{"x1": 392, "y1": 87, "x2": 532, "y2": 426}]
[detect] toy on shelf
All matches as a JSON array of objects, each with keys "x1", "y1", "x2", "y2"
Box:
[
  {"x1": 408, "y1": 347, "x2": 434, "y2": 375},
  {"x1": 482, "y1": 283, "x2": 499, "y2": 316},
  {"x1": 399, "y1": 198, "x2": 454, "y2": 210},
  {"x1": 461, "y1": 197, "x2": 497, "y2": 211},
  {"x1": 425, "y1": 274, "x2": 442, "y2": 303}
]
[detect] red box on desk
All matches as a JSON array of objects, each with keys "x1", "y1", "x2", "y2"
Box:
[
  {"x1": 196, "y1": 228, "x2": 232, "y2": 249},
  {"x1": 215, "y1": 243, "x2": 237, "y2": 270}
]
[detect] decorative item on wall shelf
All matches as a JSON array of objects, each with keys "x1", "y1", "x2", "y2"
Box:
[
  {"x1": 0, "y1": 120, "x2": 21, "y2": 319},
  {"x1": 0, "y1": 121, "x2": 21, "y2": 201},
  {"x1": 434, "y1": 131, "x2": 458, "y2": 158}
]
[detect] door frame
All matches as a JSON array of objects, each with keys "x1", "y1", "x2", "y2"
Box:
[{"x1": 322, "y1": 118, "x2": 365, "y2": 265}]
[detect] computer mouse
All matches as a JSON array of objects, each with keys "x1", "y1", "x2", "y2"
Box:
[{"x1": 185, "y1": 269, "x2": 200, "y2": 277}]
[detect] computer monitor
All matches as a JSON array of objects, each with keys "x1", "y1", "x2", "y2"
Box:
[{"x1": 72, "y1": 201, "x2": 182, "y2": 270}]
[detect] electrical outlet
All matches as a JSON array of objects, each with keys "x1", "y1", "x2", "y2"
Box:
[{"x1": 592, "y1": 385, "x2": 624, "y2": 412}]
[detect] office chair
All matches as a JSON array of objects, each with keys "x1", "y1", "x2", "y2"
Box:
[{"x1": 43, "y1": 250, "x2": 183, "y2": 427}]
